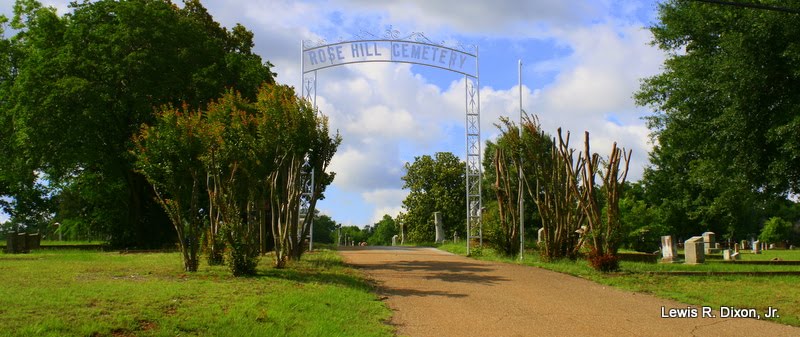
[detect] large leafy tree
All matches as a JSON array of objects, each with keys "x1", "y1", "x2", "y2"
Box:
[
  {"x1": 401, "y1": 152, "x2": 466, "y2": 243},
  {"x1": 1, "y1": 0, "x2": 275, "y2": 247},
  {"x1": 636, "y1": 0, "x2": 800, "y2": 239},
  {"x1": 312, "y1": 214, "x2": 337, "y2": 244},
  {"x1": 368, "y1": 214, "x2": 399, "y2": 246}
]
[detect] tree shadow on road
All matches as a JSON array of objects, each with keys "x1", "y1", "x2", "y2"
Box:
[
  {"x1": 353, "y1": 260, "x2": 510, "y2": 286},
  {"x1": 378, "y1": 286, "x2": 469, "y2": 298}
]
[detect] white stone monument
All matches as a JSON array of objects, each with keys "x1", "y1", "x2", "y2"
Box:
[
  {"x1": 660, "y1": 235, "x2": 679, "y2": 263},
  {"x1": 684, "y1": 236, "x2": 705, "y2": 264},
  {"x1": 434, "y1": 212, "x2": 445, "y2": 244}
]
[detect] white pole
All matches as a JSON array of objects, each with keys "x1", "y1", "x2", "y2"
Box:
[{"x1": 518, "y1": 59, "x2": 524, "y2": 260}]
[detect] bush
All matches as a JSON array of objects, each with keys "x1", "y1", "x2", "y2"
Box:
[
  {"x1": 225, "y1": 227, "x2": 259, "y2": 276},
  {"x1": 587, "y1": 253, "x2": 620, "y2": 272},
  {"x1": 482, "y1": 202, "x2": 519, "y2": 257},
  {"x1": 759, "y1": 217, "x2": 792, "y2": 244}
]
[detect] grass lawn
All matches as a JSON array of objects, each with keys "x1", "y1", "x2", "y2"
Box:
[
  {"x1": 38, "y1": 240, "x2": 106, "y2": 246},
  {"x1": 439, "y1": 242, "x2": 800, "y2": 327},
  {"x1": 0, "y1": 249, "x2": 393, "y2": 337}
]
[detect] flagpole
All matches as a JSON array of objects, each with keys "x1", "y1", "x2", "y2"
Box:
[{"x1": 519, "y1": 59, "x2": 525, "y2": 260}]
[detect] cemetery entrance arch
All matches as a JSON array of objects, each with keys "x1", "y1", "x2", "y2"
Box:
[{"x1": 300, "y1": 31, "x2": 482, "y2": 253}]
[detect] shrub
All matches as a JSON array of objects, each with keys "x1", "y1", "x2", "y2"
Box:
[{"x1": 587, "y1": 253, "x2": 620, "y2": 272}]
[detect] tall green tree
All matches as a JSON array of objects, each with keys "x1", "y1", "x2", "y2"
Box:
[
  {"x1": 0, "y1": 0, "x2": 275, "y2": 248},
  {"x1": 401, "y1": 152, "x2": 465, "y2": 243},
  {"x1": 312, "y1": 214, "x2": 337, "y2": 244},
  {"x1": 636, "y1": 0, "x2": 800, "y2": 239},
  {"x1": 368, "y1": 214, "x2": 399, "y2": 246}
]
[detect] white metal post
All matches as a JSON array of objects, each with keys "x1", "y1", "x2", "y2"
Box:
[{"x1": 518, "y1": 59, "x2": 524, "y2": 260}]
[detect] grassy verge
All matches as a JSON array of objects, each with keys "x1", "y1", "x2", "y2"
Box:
[
  {"x1": 38, "y1": 240, "x2": 106, "y2": 246},
  {"x1": 0, "y1": 249, "x2": 392, "y2": 337},
  {"x1": 438, "y1": 242, "x2": 800, "y2": 327}
]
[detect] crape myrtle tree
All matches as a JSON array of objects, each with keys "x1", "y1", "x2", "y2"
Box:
[
  {"x1": 496, "y1": 115, "x2": 631, "y2": 271},
  {"x1": 132, "y1": 105, "x2": 207, "y2": 272},
  {"x1": 0, "y1": 0, "x2": 275, "y2": 248},
  {"x1": 133, "y1": 85, "x2": 340, "y2": 275},
  {"x1": 480, "y1": 122, "x2": 541, "y2": 257},
  {"x1": 401, "y1": 152, "x2": 466, "y2": 243},
  {"x1": 636, "y1": 0, "x2": 800, "y2": 239}
]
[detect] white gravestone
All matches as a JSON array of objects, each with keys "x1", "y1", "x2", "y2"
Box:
[
  {"x1": 684, "y1": 236, "x2": 705, "y2": 264},
  {"x1": 660, "y1": 235, "x2": 679, "y2": 263},
  {"x1": 434, "y1": 212, "x2": 445, "y2": 244}
]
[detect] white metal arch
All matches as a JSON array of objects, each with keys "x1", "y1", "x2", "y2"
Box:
[{"x1": 300, "y1": 33, "x2": 482, "y2": 254}]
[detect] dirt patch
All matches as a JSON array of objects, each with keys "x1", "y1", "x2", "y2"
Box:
[
  {"x1": 138, "y1": 320, "x2": 157, "y2": 331},
  {"x1": 340, "y1": 246, "x2": 800, "y2": 337}
]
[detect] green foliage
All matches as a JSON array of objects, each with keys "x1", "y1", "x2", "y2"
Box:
[
  {"x1": 401, "y1": 152, "x2": 466, "y2": 243},
  {"x1": 339, "y1": 225, "x2": 368, "y2": 245},
  {"x1": 132, "y1": 105, "x2": 206, "y2": 271},
  {"x1": 0, "y1": 0, "x2": 275, "y2": 248},
  {"x1": 759, "y1": 217, "x2": 792, "y2": 244},
  {"x1": 636, "y1": 0, "x2": 800, "y2": 239},
  {"x1": 312, "y1": 214, "x2": 338, "y2": 244},
  {"x1": 620, "y1": 184, "x2": 668, "y2": 253},
  {"x1": 131, "y1": 84, "x2": 340, "y2": 275},
  {"x1": 368, "y1": 214, "x2": 399, "y2": 246}
]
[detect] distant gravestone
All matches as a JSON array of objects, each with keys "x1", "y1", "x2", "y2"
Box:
[
  {"x1": 26, "y1": 233, "x2": 40, "y2": 251},
  {"x1": 434, "y1": 212, "x2": 445, "y2": 244},
  {"x1": 753, "y1": 240, "x2": 761, "y2": 254},
  {"x1": 17, "y1": 233, "x2": 29, "y2": 253},
  {"x1": 734, "y1": 243, "x2": 739, "y2": 252},
  {"x1": 391, "y1": 235, "x2": 399, "y2": 246},
  {"x1": 731, "y1": 251, "x2": 740, "y2": 260},
  {"x1": 684, "y1": 236, "x2": 705, "y2": 264},
  {"x1": 741, "y1": 240, "x2": 748, "y2": 250},
  {"x1": 537, "y1": 228, "x2": 545, "y2": 244},
  {"x1": 702, "y1": 232, "x2": 715, "y2": 255},
  {"x1": 660, "y1": 235, "x2": 679, "y2": 263},
  {"x1": 723, "y1": 249, "x2": 733, "y2": 261}
]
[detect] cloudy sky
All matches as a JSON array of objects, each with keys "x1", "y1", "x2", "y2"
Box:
[{"x1": 1, "y1": 0, "x2": 668, "y2": 227}]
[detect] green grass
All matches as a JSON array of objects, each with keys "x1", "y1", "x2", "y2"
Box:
[
  {"x1": 38, "y1": 240, "x2": 106, "y2": 246},
  {"x1": 439, "y1": 242, "x2": 800, "y2": 327},
  {"x1": 0, "y1": 249, "x2": 392, "y2": 337}
]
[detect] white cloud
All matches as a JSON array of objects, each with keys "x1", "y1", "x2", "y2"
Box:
[
  {"x1": 334, "y1": 0, "x2": 602, "y2": 37},
  {"x1": 362, "y1": 188, "x2": 408, "y2": 224},
  {"x1": 522, "y1": 21, "x2": 665, "y2": 181}
]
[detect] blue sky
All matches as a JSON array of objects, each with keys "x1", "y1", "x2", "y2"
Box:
[{"x1": 1, "y1": 0, "x2": 668, "y2": 227}]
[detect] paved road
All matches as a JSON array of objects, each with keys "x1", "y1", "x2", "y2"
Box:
[{"x1": 339, "y1": 246, "x2": 800, "y2": 337}]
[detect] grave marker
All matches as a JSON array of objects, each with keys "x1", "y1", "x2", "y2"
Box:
[
  {"x1": 660, "y1": 235, "x2": 679, "y2": 263},
  {"x1": 684, "y1": 236, "x2": 705, "y2": 264}
]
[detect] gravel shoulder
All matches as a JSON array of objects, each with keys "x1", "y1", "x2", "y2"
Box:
[{"x1": 339, "y1": 246, "x2": 800, "y2": 337}]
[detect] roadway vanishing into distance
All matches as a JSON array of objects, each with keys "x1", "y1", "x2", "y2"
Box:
[{"x1": 339, "y1": 246, "x2": 800, "y2": 337}]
